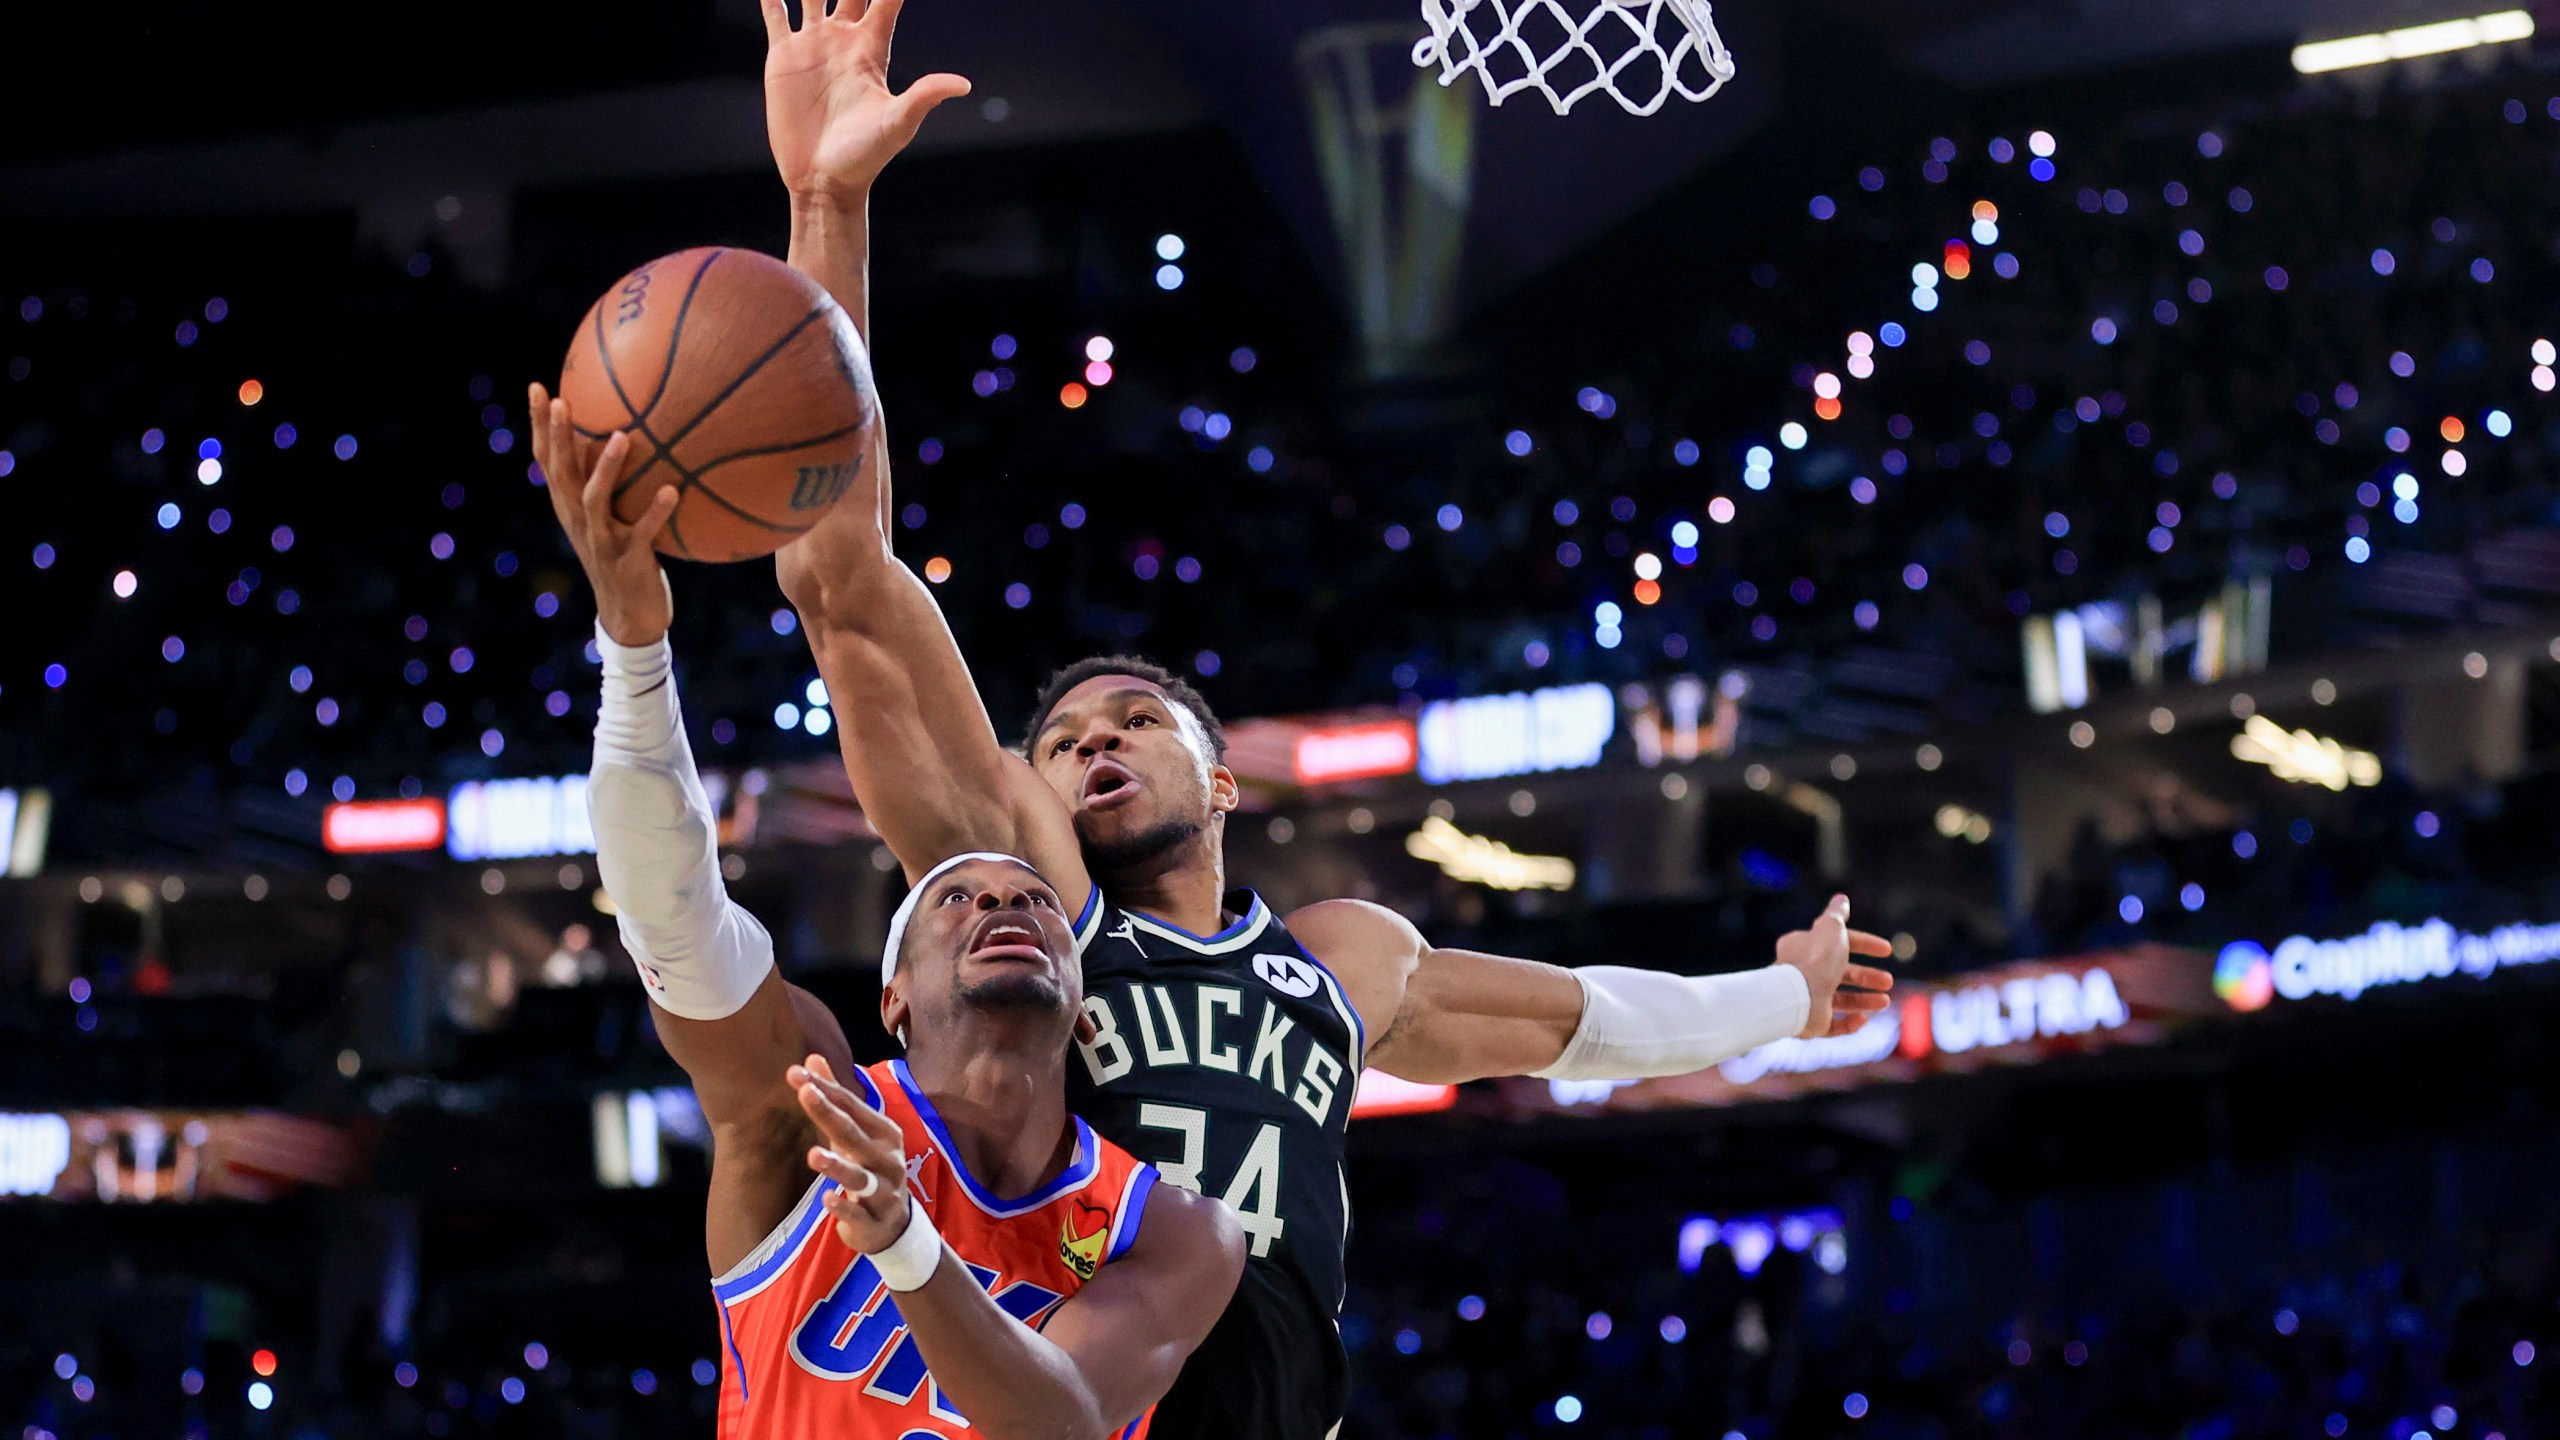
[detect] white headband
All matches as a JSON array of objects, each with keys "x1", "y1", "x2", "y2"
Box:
[{"x1": 881, "y1": 852, "x2": 1040, "y2": 985}]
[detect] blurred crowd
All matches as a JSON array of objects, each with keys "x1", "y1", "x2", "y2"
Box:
[
  {"x1": 7, "y1": 64, "x2": 2559, "y2": 810},
  {"x1": 11, "y1": 42, "x2": 2560, "y2": 1440}
]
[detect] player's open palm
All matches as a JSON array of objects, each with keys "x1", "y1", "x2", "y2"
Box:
[
  {"x1": 1775, "y1": 895, "x2": 1896, "y2": 1039},
  {"x1": 530, "y1": 383, "x2": 678, "y2": 648},
  {"x1": 792, "y1": 1054, "x2": 916, "y2": 1254},
  {"x1": 762, "y1": 0, "x2": 971, "y2": 202}
]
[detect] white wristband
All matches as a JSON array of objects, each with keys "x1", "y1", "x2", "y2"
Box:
[{"x1": 871, "y1": 1200, "x2": 944, "y2": 1292}]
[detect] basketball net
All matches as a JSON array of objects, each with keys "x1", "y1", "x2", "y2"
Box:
[{"x1": 1412, "y1": 0, "x2": 1735, "y2": 116}]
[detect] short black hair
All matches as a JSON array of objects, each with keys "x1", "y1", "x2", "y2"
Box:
[{"x1": 1022, "y1": 655, "x2": 1228, "y2": 763}]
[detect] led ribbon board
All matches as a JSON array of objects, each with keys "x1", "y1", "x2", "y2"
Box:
[
  {"x1": 447, "y1": 774, "x2": 595, "y2": 861},
  {"x1": 1511, "y1": 946, "x2": 2213, "y2": 1112},
  {"x1": 1417, "y1": 682, "x2": 1614, "y2": 784},
  {"x1": 323, "y1": 798, "x2": 448, "y2": 854},
  {"x1": 0, "y1": 1110, "x2": 351, "y2": 1203},
  {"x1": 2215, "y1": 916, "x2": 2560, "y2": 1011}
]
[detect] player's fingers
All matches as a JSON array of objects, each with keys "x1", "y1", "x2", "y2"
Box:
[
  {"x1": 807, "y1": 1146, "x2": 881, "y2": 1197},
  {"x1": 537, "y1": 403, "x2": 589, "y2": 530},
  {"x1": 894, "y1": 72, "x2": 973, "y2": 134},
  {"x1": 579, "y1": 433, "x2": 629, "y2": 534},
  {"x1": 1842, "y1": 963, "x2": 1895, "y2": 992},
  {"x1": 1824, "y1": 892, "x2": 1852, "y2": 923},
  {"x1": 793, "y1": 1081, "x2": 894, "y2": 1169},
  {"x1": 790, "y1": 1065, "x2": 901, "y2": 1149},
  {"x1": 629, "y1": 485, "x2": 681, "y2": 547},
  {"x1": 1833, "y1": 988, "x2": 1890, "y2": 1012},
  {"x1": 757, "y1": 0, "x2": 788, "y2": 41},
  {"x1": 1848, "y1": 928, "x2": 1896, "y2": 959}
]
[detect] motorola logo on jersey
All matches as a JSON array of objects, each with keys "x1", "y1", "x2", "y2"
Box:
[{"x1": 1252, "y1": 952, "x2": 1322, "y2": 998}]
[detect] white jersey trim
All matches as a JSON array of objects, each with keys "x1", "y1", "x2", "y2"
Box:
[
  {"x1": 1117, "y1": 893, "x2": 1275, "y2": 956},
  {"x1": 711, "y1": 1173, "x2": 836, "y2": 1304}
]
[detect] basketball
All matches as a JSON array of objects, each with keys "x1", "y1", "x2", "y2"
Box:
[{"x1": 557, "y1": 246, "x2": 876, "y2": 563}]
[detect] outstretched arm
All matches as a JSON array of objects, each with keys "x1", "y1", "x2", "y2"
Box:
[
  {"x1": 793, "y1": 1058, "x2": 1245, "y2": 1440},
  {"x1": 761, "y1": 0, "x2": 1089, "y2": 900},
  {"x1": 1288, "y1": 896, "x2": 1896, "y2": 1086},
  {"x1": 534, "y1": 390, "x2": 853, "y2": 1275}
]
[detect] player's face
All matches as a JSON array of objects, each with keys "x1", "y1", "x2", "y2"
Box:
[
  {"x1": 1031, "y1": 677, "x2": 1233, "y2": 875},
  {"x1": 887, "y1": 859, "x2": 1082, "y2": 1041}
]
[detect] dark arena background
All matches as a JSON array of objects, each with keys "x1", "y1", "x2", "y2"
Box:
[{"x1": 7, "y1": 1, "x2": 2560, "y2": 1437}]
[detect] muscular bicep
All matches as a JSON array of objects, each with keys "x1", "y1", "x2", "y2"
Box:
[
  {"x1": 1039, "y1": 1187, "x2": 1244, "y2": 1429},
  {"x1": 1371, "y1": 946, "x2": 1586, "y2": 1084},
  {"x1": 652, "y1": 972, "x2": 854, "y2": 1275},
  {"x1": 1288, "y1": 898, "x2": 1583, "y2": 1084}
]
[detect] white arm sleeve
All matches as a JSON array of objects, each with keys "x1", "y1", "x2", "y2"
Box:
[
  {"x1": 588, "y1": 628, "x2": 775, "y2": 1021},
  {"x1": 1531, "y1": 964, "x2": 1811, "y2": 1080}
]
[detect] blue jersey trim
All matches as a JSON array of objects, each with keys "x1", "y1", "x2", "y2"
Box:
[
  {"x1": 1072, "y1": 884, "x2": 1103, "y2": 949},
  {"x1": 847, "y1": 1062, "x2": 883, "y2": 1111},
  {"x1": 716, "y1": 1293, "x2": 752, "y2": 1404},
  {"x1": 890, "y1": 1059, "x2": 1099, "y2": 1219},
  {"x1": 1106, "y1": 1163, "x2": 1158, "y2": 1263},
  {"x1": 1284, "y1": 928, "x2": 1370, "y2": 1060},
  {"x1": 711, "y1": 1175, "x2": 839, "y2": 1303},
  {"x1": 1126, "y1": 892, "x2": 1267, "y2": 947}
]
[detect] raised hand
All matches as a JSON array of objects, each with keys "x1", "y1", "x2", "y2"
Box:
[
  {"x1": 530, "y1": 383, "x2": 679, "y2": 647},
  {"x1": 762, "y1": 0, "x2": 971, "y2": 204},
  {"x1": 790, "y1": 1053, "x2": 915, "y2": 1254},
  {"x1": 1774, "y1": 895, "x2": 1897, "y2": 1039}
]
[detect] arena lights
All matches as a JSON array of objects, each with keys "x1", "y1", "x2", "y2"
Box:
[
  {"x1": 446, "y1": 774, "x2": 595, "y2": 862},
  {"x1": 1416, "y1": 681, "x2": 1614, "y2": 784},
  {"x1": 322, "y1": 798, "x2": 448, "y2": 855},
  {"x1": 2228, "y1": 715, "x2": 2380, "y2": 790},
  {"x1": 1676, "y1": 1208, "x2": 1846, "y2": 1277},
  {"x1": 1933, "y1": 804, "x2": 1992, "y2": 844},
  {"x1": 2290, "y1": 10, "x2": 2532, "y2": 73},
  {"x1": 0, "y1": 1112, "x2": 74, "y2": 1196},
  {"x1": 1404, "y1": 816, "x2": 1576, "y2": 891},
  {"x1": 1348, "y1": 1069, "x2": 1458, "y2": 1118},
  {"x1": 0, "y1": 788, "x2": 51, "y2": 878},
  {"x1": 593, "y1": 1092, "x2": 664, "y2": 1189},
  {"x1": 1290, "y1": 721, "x2": 1419, "y2": 785},
  {"x1": 2215, "y1": 915, "x2": 2560, "y2": 1010}
]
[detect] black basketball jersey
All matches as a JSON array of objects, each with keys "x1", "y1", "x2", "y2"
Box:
[{"x1": 1065, "y1": 887, "x2": 1361, "y2": 1315}]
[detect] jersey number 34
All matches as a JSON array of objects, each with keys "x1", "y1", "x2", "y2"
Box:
[{"x1": 1136, "y1": 1103, "x2": 1285, "y2": 1258}]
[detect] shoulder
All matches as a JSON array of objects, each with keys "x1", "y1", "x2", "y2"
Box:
[
  {"x1": 1122, "y1": 1179, "x2": 1245, "y2": 1281},
  {"x1": 1281, "y1": 899, "x2": 1424, "y2": 1038},
  {"x1": 1283, "y1": 898, "x2": 1425, "y2": 979}
]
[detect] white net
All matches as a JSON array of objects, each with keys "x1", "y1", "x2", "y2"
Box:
[{"x1": 1412, "y1": 0, "x2": 1734, "y2": 115}]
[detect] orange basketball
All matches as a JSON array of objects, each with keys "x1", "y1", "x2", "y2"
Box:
[{"x1": 558, "y1": 247, "x2": 877, "y2": 563}]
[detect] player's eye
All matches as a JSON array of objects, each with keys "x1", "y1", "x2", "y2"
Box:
[
  {"x1": 1027, "y1": 892, "x2": 1054, "y2": 909},
  {"x1": 1049, "y1": 736, "x2": 1073, "y2": 755},
  {"x1": 1129, "y1": 712, "x2": 1156, "y2": 727},
  {"x1": 939, "y1": 888, "x2": 972, "y2": 905}
]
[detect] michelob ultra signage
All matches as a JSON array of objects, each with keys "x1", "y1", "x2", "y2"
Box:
[
  {"x1": 1511, "y1": 946, "x2": 2214, "y2": 1113},
  {"x1": 2214, "y1": 915, "x2": 2560, "y2": 1011}
]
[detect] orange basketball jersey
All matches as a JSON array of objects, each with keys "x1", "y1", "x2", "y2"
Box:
[{"x1": 713, "y1": 1059, "x2": 1161, "y2": 1440}]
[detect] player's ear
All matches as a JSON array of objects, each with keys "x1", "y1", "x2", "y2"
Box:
[
  {"x1": 1072, "y1": 1007, "x2": 1099, "y2": 1046},
  {"x1": 1207, "y1": 763, "x2": 1240, "y2": 815},
  {"x1": 878, "y1": 981, "x2": 911, "y2": 1053}
]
